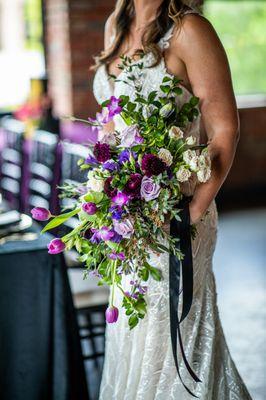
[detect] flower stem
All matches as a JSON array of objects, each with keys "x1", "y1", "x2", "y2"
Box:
[{"x1": 111, "y1": 260, "x2": 117, "y2": 307}]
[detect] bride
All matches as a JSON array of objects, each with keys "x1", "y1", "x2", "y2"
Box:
[{"x1": 92, "y1": 0, "x2": 252, "y2": 399}]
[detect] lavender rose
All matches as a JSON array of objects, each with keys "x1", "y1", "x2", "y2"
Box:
[
  {"x1": 31, "y1": 207, "x2": 51, "y2": 221},
  {"x1": 47, "y1": 238, "x2": 65, "y2": 254},
  {"x1": 113, "y1": 218, "x2": 134, "y2": 239},
  {"x1": 140, "y1": 176, "x2": 161, "y2": 201}
]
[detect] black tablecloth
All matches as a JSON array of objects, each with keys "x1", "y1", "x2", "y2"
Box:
[{"x1": 0, "y1": 227, "x2": 89, "y2": 400}]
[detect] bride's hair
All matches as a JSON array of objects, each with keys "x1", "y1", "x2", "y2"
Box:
[{"x1": 92, "y1": 0, "x2": 194, "y2": 70}]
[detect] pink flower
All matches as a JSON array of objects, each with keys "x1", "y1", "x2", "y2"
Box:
[
  {"x1": 47, "y1": 238, "x2": 65, "y2": 254},
  {"x1": 82, "y1": 202, "x2": 97, "y2": 215},
  {"x1": 105, "y1": 306, "x2": 119, "y2": 323},
  {"x1": 107, "y1": 96, "x2": 122, "y2": 117},
  {"x1": 113, "y1": 218, "x2": 134, "y2": 239},
  {"x1": 31, "y1": 207, "x2": 51, "y2": 221}
]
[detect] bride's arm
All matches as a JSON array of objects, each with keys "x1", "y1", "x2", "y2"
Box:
[{"x1": 176, "y1": 15, "x2": 239, "y2": 223}]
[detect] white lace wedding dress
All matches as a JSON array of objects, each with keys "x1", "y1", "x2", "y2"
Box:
[{"x1": 93, "y1": 11, "x2": 252, "y2": 400}]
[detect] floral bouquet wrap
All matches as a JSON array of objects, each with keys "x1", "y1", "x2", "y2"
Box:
[{"x1": 31, "y1": 57, "x2": 211, "y2": 331}]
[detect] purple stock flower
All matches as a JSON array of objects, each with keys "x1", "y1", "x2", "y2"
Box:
[
  {"x1": 109, "y1": 206, "x2": 123, "y2": 220},
  {"x1": 118, "y1": 149, "x2": 137, "y2": 164},
  {"x1": 113, "y1": 218, "x2": 134, "y2": 239},
  {"x1": 141, "y1": 176, "x2": 161, "y2": 202},
  {"x1": 102, "y1": 160, "x2": 120, "y2": 172},
  {"x1": 108, "y1": 251, "x2": 125, "y2": 260},
  {"x1": 93, "y1": 142, "x2": 110, "y2": 163},
  {"x1": 105, "y1": 306, "x2": 119, "y2": 323},
  {"x1": 31, "y1": 207, "x2": 51, "y2": 221},
  {"x1": 82, "y1": 202, "x2": 97, "y2": 215},
  {"x1": 85, "y1": 154, "x2": 98, "y2": 166},
  {"x1": 111, "y1": 192, "x2": 129, "y2": 207},
  {"x1": 47, "y1": 238, "x2": 65, "y2": 254},
  {"x1": 107, "y1": 96, "x2": 122, "y2": 117}
]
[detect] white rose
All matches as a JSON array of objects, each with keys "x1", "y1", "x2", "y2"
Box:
[
  {"x1": 158, "y1": 148, "x2": 173, "y2": 167},
  {"x1": 98, "y1": 129, "x2": 117, "y2": 146},
  {"x1": 197, "y1": 168, "x2": 211, "y2": 183},
  {"x1": 186, "y1": 135, "x2": 196, "y2": 145},
  {"x1": 176, "y1": 166, "x2": 191, "y2": 182},
  {"x1": 183, "y1": 149, "x2": 198, "y2": 171},
  {"x1": 87, "y1": 170, "x2": 104, "y2": 192},
  {"x1": 169, "y1": 126, "x2": 184, "y2": 140},
  {"x1": 198, "y1": 150, "x2": 211, "y2": 169}
]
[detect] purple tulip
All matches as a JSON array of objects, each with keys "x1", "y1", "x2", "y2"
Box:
[
  {"x1": 31, "y1": 207, "x2": 51, "y2": 221},
  {"x1": 105, "y1": 306, "x2": 119, "y2": 323},
  {"x1": 107, "y1": 96, "x2": 122, "y2": 118},
  {"x1": 47, "y1": 238, "x2": 65, "y2": 254},
  {"x1": 111, "y1": 192, "x2": 129, "y2": 207},
  {"x1": 82, "y1": 202, "x2": 97, "y2": 215},
  {"x1": 140, "y1": 176, "x2": 161, "y2": 201}
]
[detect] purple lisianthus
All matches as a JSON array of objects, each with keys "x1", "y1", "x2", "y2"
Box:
[
  {"x1": 105, "y1": 306, "x2": 119, "y2": 323},
  {"x1": 107, "y1": 96, "x2": 122, "y2": 118},
  {"x1": 98, "y1": 226, "x2": 115, "y2": 241},
  {"x1": 113, "y1": 218, "x2": 134, "y2": 239},
  {"x1": 93, "y1": 142, "x2": 110, "y2": 163},
  {"x1": 109, "y1": 206, "x2": 123, "y2": 220},
  {"x1": 141, "y1": 154, "x2": 167, "y2": 177},
  {"x1": 82, "y1": 202, "x2": 97, "y2": 215},
  {"x1": 85, "y1": 154, "x2": 98, "y2": 166},
  {"x1": 141, "y1": 176, "x2": 161, "y2": 201},
  {"x1": 109, "y1": 230, "x2": 123, "y2": 243},
  {"x1": 102, "y1": 159, "x2": 120, "y2": 172},
  {"x1": 118, "y1": 149, "x2": 137, "y2": 164},
  {"x1": 108, "y1": 251, "x2": 125, "y2": 260},
  {"x1": 31, "y1": 207, "x2": 51, "y2": 221},
  {"x1": 90, "y1": 229, "x2": 101, "y2": 244},
  {"x1": 120, "y1": 124, "x2": 144, "y2": 148},
  {"x1": 47, "y1": 238, "x2": 65, "y2": 254},
  {"x1": 123, "y1": 173, "x2": 142, "y2": 199},
  {"x1": 111, "y1": 192, "x2": 129, "y2": 207}
]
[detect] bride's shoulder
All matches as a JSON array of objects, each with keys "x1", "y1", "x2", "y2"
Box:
[{"x1": 104, "y1": 12, "x2": 116, "y2": 50}]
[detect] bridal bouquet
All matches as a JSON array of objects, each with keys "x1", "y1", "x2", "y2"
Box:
[{"x1": 31, "y1": 57, "x2": 211, "y2": 329}]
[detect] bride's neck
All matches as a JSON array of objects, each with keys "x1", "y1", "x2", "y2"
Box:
[{"x1": 133, "y1": 0, "x2": 163, "y2": 29}]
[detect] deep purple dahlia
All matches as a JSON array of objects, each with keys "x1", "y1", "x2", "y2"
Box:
[
  {"x1": 141, "y1": 154, "x2": 167, "y2": 177},
  {"x1": 93, "y1": 142, "x2": 110, "y2": 163},
  {"x1": 123, "y1": 173, "x2": 142, "y2": 198},
  {"x1": 104, "y1": 177, "x2": 118, "y2": 198}
]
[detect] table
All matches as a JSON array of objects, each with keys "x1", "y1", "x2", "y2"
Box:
[{"x1": 0, "y1": 226, "x2": 89, "y2": 400}]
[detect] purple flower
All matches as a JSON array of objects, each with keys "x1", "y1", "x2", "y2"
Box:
[
  {"x1": 107, "y1": 96, "x2": 122, "y2": 117},
  {"x1": 111, "y1": 192, "x2": 129, "y2": 207},
  {"x1": 104, "y1": 177, "x2": 118, "y2": 198},
  {"x1": 89, "y1": 270, "x2": 103, "y2": 278},
  {"x1": 90, "y1": 230, "x2": 101, "y2": 244},
  {"x1": 118, "y1": 149, "x2": 137, "y2": 164},
  {"x1": 31, "y1": 207, "x2": 51, "y2": 221},
  {"x1": 109, "y1": 229, "x2": 123, "y2": 243},
  {"x1": 108, "y1": 251, "x2": 125, "y2": 260},
  {"x1": 102, "y1": 159, "x2": 120, "y2": 172},
  {"x1": 109, "y1": 206, "x2": 123, "y2": 220},
  {"x1": 85, "y1": 154, "x2": 98, "y2": 166},
  {"x1": 123, "y1": 173, "x2": 142, "y2": 199},
  {"x1": 47, "y1": 238, "x2": 65, "y2": 254},
  {"x1": 141, "y1": 154, "x2": 167, "y2": 177},
  {"x1": 113, "y1": 218, "x2": 134, "y2": 239},
  {"x1": 93, "y1": 142, "x2": 110, "y2": 163},
  {"x1": 88, "y1": 107, "x2": 111, "y2": 126},
  {"x1": 98, "y1": 226, "x2": 115, "y2": 241},
  {"x1": 82, "y1": 202, "x2": 97, "y2": 215},
  {"x1": 120, "y1": 124, "x2": 143, "y2": 147},
  {"x1": 105, "y1": 306, "x2": 119, "y2": 323},
  {"x1": 141, "y1": 176, "x2": 161, "y2": 201}
]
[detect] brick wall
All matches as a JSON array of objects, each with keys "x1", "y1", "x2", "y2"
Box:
[{"x1": 44, "y1": 0, "x2": 115, "y2": 118}]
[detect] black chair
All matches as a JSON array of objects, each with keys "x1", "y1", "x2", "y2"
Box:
[
  {"x1": 0, "y1": 116, "x2": 26, "y2": 211},
  {"x1": 28, "y1": 129, "x2": 59, "y2": 214},
  {"x1": 60, "y1": 141, "x2": 108, "y2": 398}
]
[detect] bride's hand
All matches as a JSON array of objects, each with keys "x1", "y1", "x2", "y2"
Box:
[{"x1": 189, "y1": 202, "x2": 205, "y2": 225}]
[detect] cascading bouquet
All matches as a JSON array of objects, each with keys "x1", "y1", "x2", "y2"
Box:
[{"x1": 31, "y1": 57, "x2": 211, "y2": 330}]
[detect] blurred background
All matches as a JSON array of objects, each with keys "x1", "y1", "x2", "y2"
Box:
[{"x1": 0, "y1": 1, "x2": 265, "y2": 400}]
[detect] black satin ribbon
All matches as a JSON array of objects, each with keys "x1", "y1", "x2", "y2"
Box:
[{"x1": 169, "y1": 196, "x2": 201, "y2": 397}]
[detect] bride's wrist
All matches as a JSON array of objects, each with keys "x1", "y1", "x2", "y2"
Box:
[{"x1": 189, "y1": 202, "x2": 205, "y2": 224}]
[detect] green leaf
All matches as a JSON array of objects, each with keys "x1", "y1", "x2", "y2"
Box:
[
  {"x1": 83, "y1": 191, "x2": 103, "y2": 204},
  {"x1": 41, "y1": 208, "x2": 81, "y2": 233},
  {"x1": 148, "y1": 90, "x2": 157, "y2": 102},
  {"x1": 162, "y1": 76, "x2": 172, "y2": 83},
  {"x1": 129, "y1": 314, "x2": 139, "y2": 330},
  {"x1": 160, "y1": 85, "x2": 171, "y2": 93},
  {"x1": 189, "y1": 96, "x2": 199, "y2": 106}
]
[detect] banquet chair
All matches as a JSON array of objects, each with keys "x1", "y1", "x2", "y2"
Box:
[
  {"x1": 0, "y1": 116, "x2": 26, "y2": 211},
  {"x1": 60, "y1": 141, "x2": 109, "y2": 389},
  {"x1": 28, "y1": 130, "x2": 59, "y2": 214}
]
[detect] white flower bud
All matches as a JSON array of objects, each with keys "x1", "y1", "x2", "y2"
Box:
[
  {"x1": 186, "y1": 135, "x2": 196, "y2": 145},
  {"x1": 169, "y1": 126, "x2": 184, "y2": 140},
  {"x1": 158, "y1": 148, "x2": 173, "y2": 167}
]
